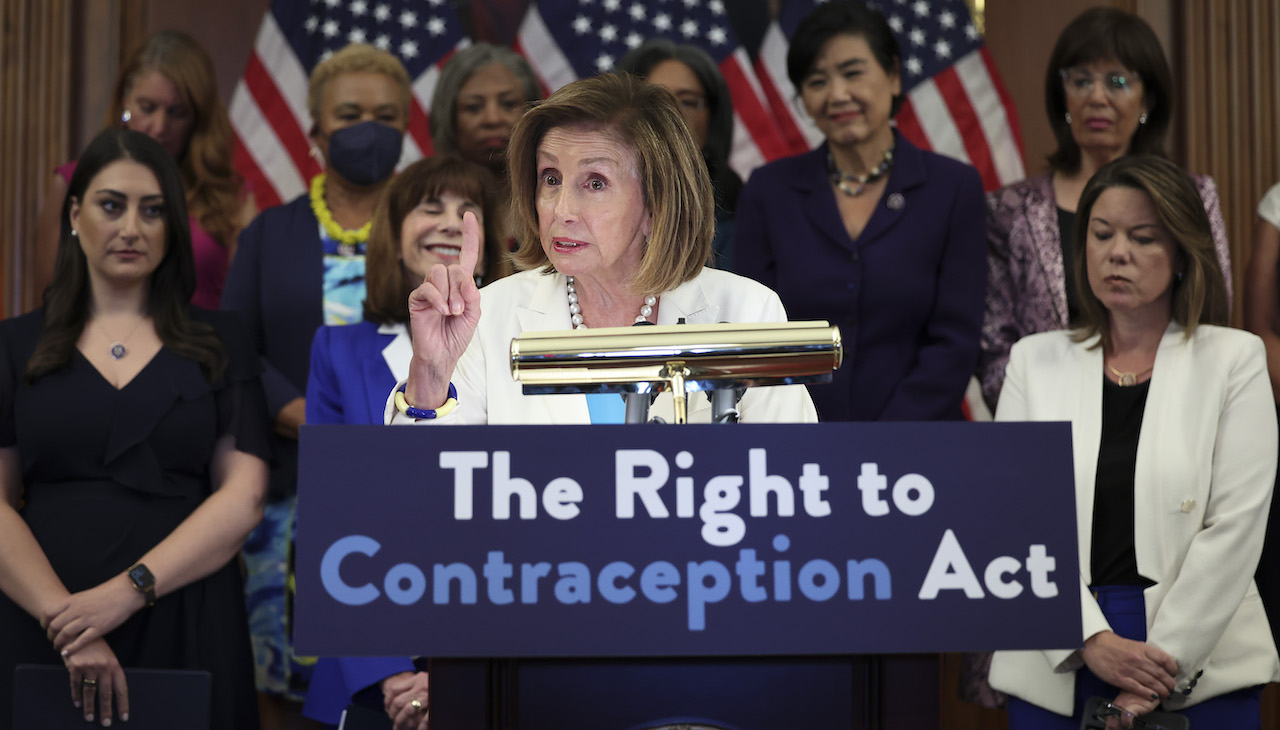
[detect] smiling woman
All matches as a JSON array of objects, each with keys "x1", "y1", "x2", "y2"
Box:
[
  {"x1": 730, "y1": 0, "x2": 986, "y2": 425},
  {"x1": 301, "y1": 155, "x2": 508, "y2": 729}
]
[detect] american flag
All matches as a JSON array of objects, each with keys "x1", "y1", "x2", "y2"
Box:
[
  {"x1": 229, "y1": 0, "x2": 468, "y2": 208},
  {"x1": 756, "y1": 0, "x2": 1024, "y2": 191},
  {"x1": 515, "y1": 0, "x2": 792, "y2": 179},
  {"x1": 231, "y1": 0, "x2": 1025, "y2": 209}
]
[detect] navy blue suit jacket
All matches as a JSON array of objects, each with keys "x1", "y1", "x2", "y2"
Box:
[
  {"x1": 222, "y1": 195, "x2": 323, "y2": 498},
  {"x1": 731, "y1": 131, "x2": 987, "y2": 422}
]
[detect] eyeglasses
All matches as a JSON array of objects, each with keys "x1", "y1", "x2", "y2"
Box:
[
  {"x1": 673, "y1": 93, "x2": 707, "y2": 112},
  {"x1": 1060, "y1": 68, "x2": 1140, "y2": 99},
  {"x1": 1091, "y1": 700, "x2": 1173, "y2": 729}
]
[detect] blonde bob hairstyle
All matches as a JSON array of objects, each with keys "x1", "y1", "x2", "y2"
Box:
[
  {"x1": 506, "y1": 72, "x2": 714, "y2": 296},
  {"x1": 1070, "y1": 155, "x2": 1229, "y2": 348},
  {"x1": 107, "y1": 30, "x2": 243, "y2": 249},
  {"x1": 307, "y1": 43, "x2": 412, "y2": 126}
]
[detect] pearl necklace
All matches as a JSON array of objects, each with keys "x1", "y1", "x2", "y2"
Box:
[
  {"x1": 309, "y1": 174, "x2": 371, "y2": 253},
  {"x1": 566, "y1": 276, "x2": 656, "y2": 329},
  {"x1": 827, "y1": 142, "x2": 895, "y2": 197}
]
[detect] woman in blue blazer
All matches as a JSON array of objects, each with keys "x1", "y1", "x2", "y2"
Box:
[
  {"x1": 731, "y1": 2, "x2": 986, "y2": 423},
  {"x1": 302, "y1": 156, "x2": 508, "y2": 728}
]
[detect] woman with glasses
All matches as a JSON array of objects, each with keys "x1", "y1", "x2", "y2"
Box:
[
  {"x1": 988, "y1": 154, "x2": 1279, "y2": 729},
  {"x1": 977, "y1": 7, "x2": 1232, "y2": 414},
  {"x1": 618, "y1": 39, "x2": 743, "y2": 267}
]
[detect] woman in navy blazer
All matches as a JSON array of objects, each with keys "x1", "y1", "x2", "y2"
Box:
[
  {"x1": 302, "y1": 155, "x2": 508, "y2": 729},
  {"x1": 731, "y1": 1, "x2": 986, "y2": 423}
]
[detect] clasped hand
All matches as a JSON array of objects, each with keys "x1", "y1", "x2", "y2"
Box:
[
  {"x1": 44, "y1": 575, "x2": 141, "y2": 656},
  {"x1": 1082, "y1": 630, "x2": 1178, "y2": 724},
  {"x1": 405, "y1": 211, "x2": 482, "y2": 410},
  {"x1": 382, "y1": 670, "x2": 431, "y2": 730},
  {"x1": 43, "y1": 579, "x2": 139, "y2": 726}
]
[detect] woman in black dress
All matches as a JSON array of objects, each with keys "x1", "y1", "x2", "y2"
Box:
[{"x1": 0, "y1": 129, "x2": 270, "y2": 728}]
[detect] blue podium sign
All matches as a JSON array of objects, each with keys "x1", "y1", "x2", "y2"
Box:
[{"x1": 295, "y1": 422, "x2": 1080, "y2": 657}]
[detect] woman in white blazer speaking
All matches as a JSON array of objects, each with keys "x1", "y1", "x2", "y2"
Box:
[
  {"x1": 387, "y1": 71, "x2": 815, "y2": 428},
  {"x1": 990, "y1": 155, "x2": 1280, "y2": 729}
]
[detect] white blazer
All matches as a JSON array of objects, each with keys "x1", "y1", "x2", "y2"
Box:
[
  {"x1": 386, "y1": 268, "x2": 818, "y2": 425},
  {"x1": 989, "y1": 323, "x2": 1280, "y2": 715}
]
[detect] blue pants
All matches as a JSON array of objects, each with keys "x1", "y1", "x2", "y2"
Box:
[{"x1": 1006, "y1": 585, "x2": 1263, "y2": 729}]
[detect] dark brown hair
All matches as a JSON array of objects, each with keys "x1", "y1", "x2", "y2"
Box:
[
  {"x1": 506, "y1": 72, "x2": 713, "y2": 294},
  {"x1": 1070, "y1": 155, "x2": 1228, "y2": 348},
  {"x1": 1044, "y1": 8, "x2": 1173, "y2": 173},
  {"x1": 363, "y1": 156, "x2": 510, "y2": 325},
  {"x1": 29, "y1": 129, "x2": 225, "y2": 382}
]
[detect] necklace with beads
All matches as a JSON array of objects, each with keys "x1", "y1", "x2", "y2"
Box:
[
  {"x1": 827, "y1": 143, "x2": 895, "y2": 197},
  {"x1": 309, "y1": 173, "x2": 371, "y2": 255},
  {"x1": 566, "y1": 276, "x2": 656, "y2": 329}
]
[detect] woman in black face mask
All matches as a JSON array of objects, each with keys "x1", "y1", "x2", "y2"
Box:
[{"x1": 221, "y1": 42, "x2": 410, "y2": 728}]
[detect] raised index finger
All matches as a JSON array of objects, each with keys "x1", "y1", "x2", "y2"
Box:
[{"x1": 459, "y1": 210, "x2": 481, "y2": 281}]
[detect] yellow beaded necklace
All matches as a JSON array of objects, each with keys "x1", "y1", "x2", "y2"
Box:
[{"x1": 309, "y1": 173, "x2": 371, "y2": 247}]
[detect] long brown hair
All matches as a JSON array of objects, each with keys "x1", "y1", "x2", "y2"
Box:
[
  {"x1": 108, "y1": 30, "x2": 244, "y2": 250},
  {"x1": 1070, "y1": 155, "x2": 1228, "y2": 348},
  {"x1": 28, "y1": 129, "x2": 225, "y2": 383}
]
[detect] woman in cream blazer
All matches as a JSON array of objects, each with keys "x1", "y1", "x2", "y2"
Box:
[{"x1": 989, "y1": 156, "x2": 1279, "y2": 728}]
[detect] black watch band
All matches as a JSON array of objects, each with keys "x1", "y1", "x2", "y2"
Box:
[{"x1": 127, "y1": 563, "x2": 156, "y2": 607}]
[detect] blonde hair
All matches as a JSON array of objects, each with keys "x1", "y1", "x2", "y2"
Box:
[
  {"x1": 506, "y1": 73, "x2": 713, "y2": 295},
  {"x1": 108, "y1": 30, "x2": 243, "y2": 249},
  {"x1": 307, "y1": 43, "x2": 412, "y2": 125}
]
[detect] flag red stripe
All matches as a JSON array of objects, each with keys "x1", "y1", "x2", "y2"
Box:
[
  {"x1": 243, "y1": 52, "x2": 319, "y2": 184},
  {"x1": 980, "y1": 47, "x2": 1024, "y2": 158},
  {"x1": 408, "y1": 97, "x2": 433, "y2": 158},
  {"x1": 893, "y1": 101, "x2": 931, "y2": 152},
  {"x1": 752, "y1": 57, "x2": 808, "y2": 156},
  {"x1": 511, "y1": 39, "x2": 553, "y2": 97},
  {"x1": 932, "y1": 66, "x2": 999, "y2": 190},
  {"x1": 233, "y1": 128, "x2": 282, "y2": 209},
  {"x1": 720, "y1": 60, "x2": 789, "y2": 162}
]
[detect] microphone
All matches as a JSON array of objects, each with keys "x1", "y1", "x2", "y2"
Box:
[
  {"x1": 710, "y1": 322, "x2": 743, "y2": 423},
  {"x1": 624, "y1": 321, "x2": 659, "y2": 424}
]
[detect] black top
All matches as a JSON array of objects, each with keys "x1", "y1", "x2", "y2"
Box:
[
  {"x1": 1091, "y1": 376, "x2": 1154, "y2": 587},
  {"x1": 0, "y1": 308, "x2": 270, "y2": 730},
  {"x1": 1057, "y1": 206, "x2": 1080, "y2": 325}
]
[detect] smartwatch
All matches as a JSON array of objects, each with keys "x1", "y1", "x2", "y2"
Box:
[{"x1": 127, "y1": 563, "x2": 157, "y2": 607}]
